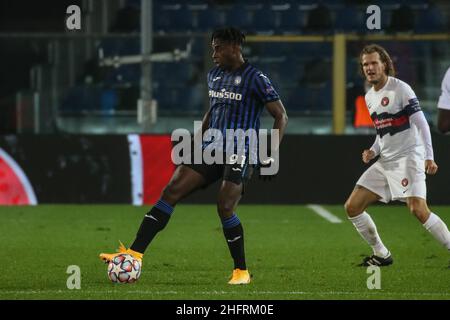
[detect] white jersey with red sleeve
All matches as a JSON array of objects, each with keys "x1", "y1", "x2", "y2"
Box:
[
  {"x1": 438, "y1": 67, "x2": 450, "y2": 110},
  {"x1": 365, "y1": 76, "x2": 426, "y2": 161}
]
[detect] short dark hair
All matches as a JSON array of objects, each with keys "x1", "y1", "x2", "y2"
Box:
[
  {"x1": 359, "y1": 44, "x2": 396, "y2": 77},
  {"x1": 211, "y1": 27, "x2": 245, "y2": 46}
]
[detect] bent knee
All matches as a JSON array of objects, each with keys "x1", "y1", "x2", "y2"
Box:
[
  {"x1": 344, "y1": 200, "x2": 364, "y2": 217},
  {"x1": 217, "y1": 200, "x2": 235, "y2": 217},
  {"x1": 407, "y1": 200, "x2": 429, "y2": 219}
]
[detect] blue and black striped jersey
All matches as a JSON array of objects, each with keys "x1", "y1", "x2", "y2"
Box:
[{"x1": 203, "y1": 61, "x2": 280, "y2": 160}]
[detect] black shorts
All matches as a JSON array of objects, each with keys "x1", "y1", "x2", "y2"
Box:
[{"x1": 185, "y1": 155, "x2": 254, "y2": 190}]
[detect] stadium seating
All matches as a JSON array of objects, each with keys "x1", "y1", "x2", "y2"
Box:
[
  {"x1": 154, "y1": 2, "x2": 193, "y2": 33},
  {"x1": 276, "y1": 4, "x2": 305, "y2": 33},
  {"x1": 334, "y1": 7, "x2": 365, "y2": 33},
  {"x1": 414, "y1": 4, "x2": 447, "y2": 33},
  {"x1": 59, "y1": 0, "x2": 450, "y2": 117},
  {"x1": 147, "y1": 0, "x2": 450, "y2": 35}
]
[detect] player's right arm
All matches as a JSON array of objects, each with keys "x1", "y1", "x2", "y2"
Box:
[
  {"x1": 201, "y1": 109, "x2": 211, "y2": 134},
  {"x1": 362, "y1": 135, "x2": 379, "y2": 163},
  {"x1": 362, "y1": 149, "x2": 375, "y2": 164},
  {"x1": 193, "y1": 109, "x2": 211, "y2": 142}
]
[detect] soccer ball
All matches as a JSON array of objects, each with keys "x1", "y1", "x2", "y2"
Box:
[{"x1": 107, "y1": 254, "x2": 141, "y2": 283}]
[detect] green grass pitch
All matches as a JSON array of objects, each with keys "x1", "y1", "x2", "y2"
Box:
[{"x1": 0, "y1": 204, "x2": 449, "y2": 300}]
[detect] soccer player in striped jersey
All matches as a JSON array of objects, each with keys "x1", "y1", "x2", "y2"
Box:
[
  {"x1": 344, "y1": 44, "x2": 450, "y2": 267},
  {"x1": 100, "y1": 27, "x2": 288, "y2": 284}
]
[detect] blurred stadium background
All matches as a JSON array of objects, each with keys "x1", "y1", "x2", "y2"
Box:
[
  {"x1": 1, "y1": 0, "x2": 449, "y2": 135},
  {"x1": 0, "y1": 0, "x2": 449, "y2": 205},
  {"x1": 1, "y1": 0, "x2": 450, "y2": 301}
]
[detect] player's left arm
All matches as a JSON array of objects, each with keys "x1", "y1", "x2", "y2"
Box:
[
  {"x1": 257, "y1": 100, "x2": 287, "y2": 180},
  {"x1": 253, "y1": 72, "x2": 288, "y2": 151},
  {"x1": 409, "y1": 112, "x2": 438, "y2": 175},
  {"x1": 404, "y1": 84, "x2": 438, "y2": 175},
  {"x1": 265, "y1": 100, "x2": 288, "y2": 151}
]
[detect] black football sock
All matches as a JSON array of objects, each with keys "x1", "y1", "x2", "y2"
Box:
[
  {"x1": 222, "y1": 214, "x2": 246, "y2": 270},
  {"x1": 130, "y1": 199, "x2": 174, "y2": 253}
]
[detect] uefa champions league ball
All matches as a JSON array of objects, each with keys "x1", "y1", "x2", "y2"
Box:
[{"x1": 107, "y1": 254, "x2": 141, "y2": 283}]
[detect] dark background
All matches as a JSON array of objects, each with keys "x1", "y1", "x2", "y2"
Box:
[
  {"x1": 0, "y1": 134, "x2": 131, "y2": 203},
  {"x1": 1, "y1": 134, "x2": 448, "y2": 204}
]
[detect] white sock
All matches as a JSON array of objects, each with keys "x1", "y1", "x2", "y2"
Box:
[
  {"x1": 423, "y1": 212, "x2": 450, "y2": 250},
  {"x1": 349, "y1": 211, "x2": 390, "y2": 258}
]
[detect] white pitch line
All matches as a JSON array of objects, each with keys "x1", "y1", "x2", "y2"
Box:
[{"x1": 307, "y1": 204, "x2": 343, "y2": 224}]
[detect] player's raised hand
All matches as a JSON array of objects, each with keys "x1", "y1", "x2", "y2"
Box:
[
  {"x1": 425, "y1": 160, "x2": 438, "y2": 175},
  {"x1": 362, "y1": 149, "x2": 375, "y2": 164}
]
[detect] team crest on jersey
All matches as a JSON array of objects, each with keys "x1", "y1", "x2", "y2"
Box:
[
  {"x1": 234, "y1": 76, "x2": 241, "y2": 85},
  {"x1": 401, "y1": 178, "x2": 408, "y2": 187},
  {"x1": 381, "y1": 97, "x2": 390, "y2": 107}
]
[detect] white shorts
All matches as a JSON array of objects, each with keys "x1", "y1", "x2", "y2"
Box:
[{"x1": 356, "y1": 154, "x2": 426, "y2": 203}]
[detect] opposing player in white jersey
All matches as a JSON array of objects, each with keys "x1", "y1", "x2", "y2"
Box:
[
  {"x1": 344, "y1": 44, "x2": 450, "y2": 266},
  {"x1": 437, "y1": 66, "x2": 450, "y2": 133}
]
